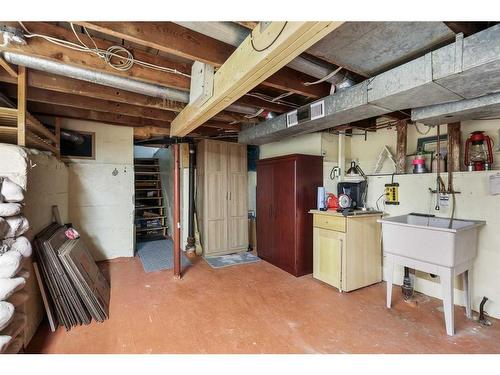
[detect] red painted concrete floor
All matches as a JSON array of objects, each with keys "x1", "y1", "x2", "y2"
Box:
[{"x1": 27, "y1": 256, "x2": 500, "y2": 354}]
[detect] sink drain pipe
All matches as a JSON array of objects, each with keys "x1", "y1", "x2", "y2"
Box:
[{"x1": 402, "y1": 267, "x2": 414, "y2": 300}]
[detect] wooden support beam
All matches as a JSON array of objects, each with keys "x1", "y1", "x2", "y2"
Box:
[
  {"x1": 396, "y1": 120, "x2": 408, "y2": 174},
  {"x1": 76, "y1": 21, "x2": 332, "y2": 99},
  {"x1": 447, "y1": 122, "x2": 461, "y2": 172},
  {"x1": 172, "y1": 143, "x2": 181, "y2": 279},
  {"x1": 54, "y1": 117, "x2": 61, "y2": 159},
  {"x1": 17, "y1": 66, "x2": 27, "y2": 146},
  {"x1": 171, "y1": 22, "x2": 343, "y2": 136},
  {"x1": 0, "y1": 57, "x2": 18, "y2": 78},
  {"x1": 2, "y1": 22, "x2": 191, "y2": 91}
]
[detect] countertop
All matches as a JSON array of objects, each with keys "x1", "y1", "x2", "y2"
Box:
[{"x1": 308, "y1": 209, "x2": 383, "y2": 218}]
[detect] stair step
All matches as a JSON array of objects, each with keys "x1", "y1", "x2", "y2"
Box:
[
  {"x1": 136, "y1": 197, "x2": 164, "y2": 200},
  {"x1": 135, "y1": 171, "x2": 160, "y2": 175},
  {"x1": 136, "y1": 226, "x2": 168, "y2": 232},
  {"x1": 135, "y1": 216, "x2": 166, "y2": 221},
  {"x1": 135, "y1": 188, "x2": 162, "y2": 191},
  {"x1": 135, "y1": 205, "x2": 166, "y2": 210}
]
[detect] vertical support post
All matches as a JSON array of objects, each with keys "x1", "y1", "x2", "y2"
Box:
[
  {"x1": 185, "y1": 142, "x2": 196, "y2": 254},
  {"x1": 396, "y1": 120, "x2": 408, "y2": 174},
  {"x1": 447, "y1": 122, "x2": 461, "y2": 172},
  {"x1": 55, "y1": 117, "x2": 61, "y2": 160},
  {"x1": 173, "y1": 143, "x2": 181, "y2": 279},
  {"x1": 17, "y1": 66, "x2": 27, "y2": 147}
]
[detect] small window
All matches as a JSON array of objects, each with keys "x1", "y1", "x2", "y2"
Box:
[{"x1": 60, "y1": 129, "x2": 95, "y2": 160}]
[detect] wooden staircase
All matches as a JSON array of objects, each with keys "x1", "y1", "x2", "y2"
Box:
[{"x1": 134, "y1": 158, "x2": 168, "y2": 242}]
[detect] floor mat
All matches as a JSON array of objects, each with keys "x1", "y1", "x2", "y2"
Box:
[
  {"x1": 137, "y1": 239, "x2": 191, "y2": 273},
  {"x1": 204, "y1": 252, "x2": 260, "y2": 269}
]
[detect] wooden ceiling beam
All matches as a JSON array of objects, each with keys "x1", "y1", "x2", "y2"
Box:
[
  {"x1": 0, "y1": 70, "x2": 255, "y2": 123},
  {"x1": 75, "y1": 21, "x2": 331, "y2": 98},
  {"x1": 1, "y1": 22, "x2": 191, "y2": 91},
  {"x1": 171, "y1": 22, "x2": 343, "y2": 136}
]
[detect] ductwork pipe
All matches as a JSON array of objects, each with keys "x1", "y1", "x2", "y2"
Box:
[
  {"x1": 2, "y1": 52, "x2": 190, "y2": 102},
  {"x1": 1, "y1": 51, "x2": 260, "y2": 116}
]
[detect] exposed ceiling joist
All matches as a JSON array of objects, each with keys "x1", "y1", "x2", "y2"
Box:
[
  {"x1": 75, "y1": 21, "x2": 332, "y2": 99},
  {"x1": 0, "y1": 70, "x2": 255, "y2": 124},
  {"x1": 28, "y1": 102, "x2": 232, "y2": 136},
  {"x1": 0, "y1": 83, "x2": 241, "y2": 132},
  {"x1": 170, "y1": 22, "x2": 343, "y2": 136}
]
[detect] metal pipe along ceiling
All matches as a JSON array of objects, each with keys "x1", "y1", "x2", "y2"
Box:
[{"x1": 1, "y1": 51, "x2": 260, "y2": 116}]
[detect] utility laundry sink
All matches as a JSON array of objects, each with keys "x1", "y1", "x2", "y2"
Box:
[
  {"x1": 379, "y1": 214, "x2": 485, "y2": 267},
  {"x1": 378, "y1": 213, "x2": 485, "y2": 336}
]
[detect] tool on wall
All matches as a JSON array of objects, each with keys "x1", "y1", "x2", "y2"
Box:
[{"x1": 464, "y1": 131, "x2": 494, "y2": 171}]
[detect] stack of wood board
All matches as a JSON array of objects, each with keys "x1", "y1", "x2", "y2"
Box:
[
  {"x1": 33, "y1": 223, "x2": 109, "y2": 331},
  {"x1": 58, "y1": 238, "x2": 109, "y2": 322}
]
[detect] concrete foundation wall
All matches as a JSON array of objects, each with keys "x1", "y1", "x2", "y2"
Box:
[{"x1": 62, "y1": 119, "x2": 135, "y2": 260}]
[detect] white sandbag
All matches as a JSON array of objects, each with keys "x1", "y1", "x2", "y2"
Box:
[
  {"x1": 0, "y1": 202, "x2": 22, "y2": 217},
  {"x1": 0, "y1": 277, "x2": 25, "y2": 301},
  {"x1": 9, "y1": 237, "x2": 32, "y2": 258},
  {"x1": 0, "y1": 177, "x2": 24, "y2": 203},
  {"x1": 0, "y1": 335, "x2": 12, "y2": 353},
  {"x1": 2, "y1": 215, "x2": 29, "y2": 238},
  {"x1": 0, "y1": 301, "x2": 14, "y2": 331},
  {"x1": 0, "y1": 251, "x2": 22, "y2": 279}
]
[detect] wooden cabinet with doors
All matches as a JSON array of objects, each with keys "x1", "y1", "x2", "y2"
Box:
[
  {"x1": 256, "y1": 154, "x2": 323, "y2": 276},
  {"x1": 196, "y1": 139, "x2": 248, "y2": 256},
  {"x1": 310, "y1": 210, "x2": 382, "y2": 292}
]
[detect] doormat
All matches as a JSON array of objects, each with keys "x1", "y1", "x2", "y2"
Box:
[
  {"x1": 137, "y1": 239, "x2": 191, "y2": 273},
  {"x1": 204, "y1": 252, "x2": 260, "y2": 269}
]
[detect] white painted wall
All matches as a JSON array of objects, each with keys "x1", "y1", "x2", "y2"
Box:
[{"x1": 62, "y1": 119, "x2": 135, "y2": 260}]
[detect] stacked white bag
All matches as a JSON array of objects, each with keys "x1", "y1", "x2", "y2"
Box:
[{"x1": 0, "y1": 177, "x2": 32, "y2": 354}]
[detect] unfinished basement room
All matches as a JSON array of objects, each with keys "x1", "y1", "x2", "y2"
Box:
[{"x1": 1, "y1": 1, "x2": 500, "y2": 371}]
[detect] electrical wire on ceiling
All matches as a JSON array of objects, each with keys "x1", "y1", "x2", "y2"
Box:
[
  {"x1": 17, "y1": 22, "x2": 191, "y2": 77},
  {"x1": 250, "y1": 22, "x2": 288, "y2": 52},
  {"x1": 245, "y1": 92, "x2": 299, "y2": 108},
  {"x1": 244, "y1": 108, "x2": 265, "y2": 119},
  {"x1": 303, "y1": 66, "x2": 342, "y2": 86},
  {"x1": 413, "y1": 121, "x2": 433, "y2": 135}
]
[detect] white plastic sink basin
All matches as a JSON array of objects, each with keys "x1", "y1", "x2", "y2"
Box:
[{"x1": 379, "y1": 214, "x2": 485, "y2": 268}]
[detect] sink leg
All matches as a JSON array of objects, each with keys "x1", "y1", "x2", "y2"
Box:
[
  {"x1": 386, "y1": 255, "x2": 394, "y2": 309},
  {"x1": 440, "y1": 267, "x2": 455, "y2": 336},
  {"x1": 463, "y1": 270, "x2": 472, "y2": 319}
]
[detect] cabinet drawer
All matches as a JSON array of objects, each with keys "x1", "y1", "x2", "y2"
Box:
[{"x1": 313, "y1": 214, "x2": 346, "y2": 232}]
